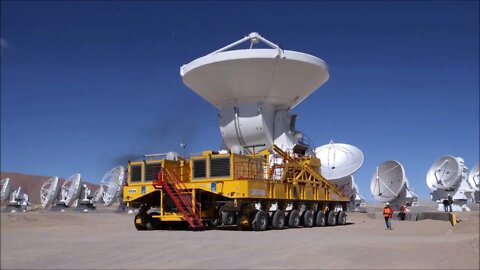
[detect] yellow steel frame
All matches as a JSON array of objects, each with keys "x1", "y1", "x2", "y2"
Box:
[{"x1": 124, "y1": 146, "x2": 349, "y2": 223}]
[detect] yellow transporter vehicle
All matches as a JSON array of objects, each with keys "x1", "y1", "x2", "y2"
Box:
[{"x1": 123, "y1": 145, "x2": 350, "y2": 231}]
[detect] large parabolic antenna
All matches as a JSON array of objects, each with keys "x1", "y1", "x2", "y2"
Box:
[
  {"x1": 314, "y1": 141, "x2": 364, "y2": 180},
  {"x1": 40, "y1": 176, "x2": 60, "y2": 208},
  {"x1": 101, "y1": 166, "x2": 125, "y2": 206},
  {"x1": 467, "y1": 164, "x2": 479, "y2": 191},
  {"x1": 59, "y1": 174, "x2": 82, "y2": 207},
  {"x1": 370, "y1": 160, "x2": 406, "y2": 203},
  {"x1": 1, "y1": 178, "x2": 11, "y2": 202},
  {"x1": 426, "y1": 155, "x2": 465, "y2": 191},
  {"x1": 181, "y1": 32, "x2": 329, "y2": 152}
]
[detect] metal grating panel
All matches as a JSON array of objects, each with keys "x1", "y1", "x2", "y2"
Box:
[
  {"x1": 210, "y1": 157, "x2": 230, "y2": 177},
  {"x1": 130, "y1": 165, "x2": 142, "y2": 182},
  {"x1": 145, "y1": 163, "x2": 161, "y2": 181},
  {"x1": 193, "y1": 159, "x2": 207, "y2": 179}
]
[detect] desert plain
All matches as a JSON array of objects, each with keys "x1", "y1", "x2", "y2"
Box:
[{"x1": 1, "y1": 208, "x2": 479, "y2": 269}]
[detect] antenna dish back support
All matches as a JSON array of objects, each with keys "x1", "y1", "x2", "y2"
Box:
[
  {"x1": 60, "y1": 174, "x2": 82, "y2": 207},
  {"x1": 370, "y1": 160, "x2": 406, "y2": 203},
  {"x1": 314, "y1": 141, "x2": 364, "y2": 180},
  {"x1": 101, "y1": 166, "x2": 125, "y2": 206},
  {"x1": 467, "y1": 164, "x2": 479, "y2": 192},
  {"x1": 40, "y1": 176, "x2": 60, "y2": 209},
  {"x1": 1, "y1": 178, "x2": 11, "y2": 202},
  {"x1": 426, "y1": 155, "x2": 465, "y2": 190}
]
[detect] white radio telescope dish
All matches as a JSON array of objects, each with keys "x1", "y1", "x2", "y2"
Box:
[
  {"x1": 370, "y1": 160, "x2": 406, "y2": 203},
  {"x1": 314, "y1": 141, "x2": 364, "y2": 180},
  {"x1": 426, "y1": 155, "x2": 465, "y2": 190},
  {"x1": 60, "y1": 174, "x2": 82, "y2": 207},
  {"x1": 467, "y1": 164, "x2": 479, "y2": 191},
  {"x1": 101, "y1": 166, "x2": 125, "y2": 206},
  {"x1": 40, "y1": 177, "x2": 60, "y2": 208},
  {"x1": 180, "y1": 32, "x2": 329, "y2": 110},
  {"x1": 93, "y1": 184, "x2": 104, "y2": 204},
  {"x1": 329, "y1": 175, "x2": 355, "y2": 197},
  {"x1": 1, "y1": 178, "x2": 11, "y2": 202}
]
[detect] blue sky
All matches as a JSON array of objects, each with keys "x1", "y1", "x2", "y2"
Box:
[{"x1": 1, "y1": 1, "x2": 478, "y2": 202}]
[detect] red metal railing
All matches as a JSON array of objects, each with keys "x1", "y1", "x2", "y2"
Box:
[{"x1": 153, "y1": 168, "x2": 203, "y2": 230}]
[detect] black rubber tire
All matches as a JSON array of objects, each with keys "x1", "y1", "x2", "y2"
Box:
[
  {"x1": 272, "y1": 210, "x2": 285, "y2": 229},
  {"x1": 134, "y1": 214, "x2": 146, "y2": 231},
  {"x1": 302, "y1": 210, "x2": 314, "y2": 227},
  {"x1": 288, "y1": 209, "x2": 300, "y2": 228},
  {"x1": 327, "y1": 210, "x2": 337, "y2": 226},
  {"x1": 337, "y1": 211, "x2": 347, "y2": 225},
  {"x1": 222, "y1": 212, "x2": 235, "y2": 225},
  {"x1": 146, "y1": 222, "x2": 155, "y2": 230},
  {"x1": 146, "y1": 212, "x2": 160, "y2": 230},
  {"x1": 203, "y1": 219, "x2": 218, "y2": 230},
  {"x1": 314, "y1": 211, "x2": 326, "y2": 227},
  {"x1": 252, "y1": 210, "x2": 268, "y2": 231}
]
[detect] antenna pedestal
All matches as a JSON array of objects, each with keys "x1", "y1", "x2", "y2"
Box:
[
  {"x1": 430, "y1": 179, "x2": 476, "y2": 204},
  {"x1": 74, "y1": 185, "x2": 96, "y2": 212},
  {"x1": 3, "y1": 187, "x2": 31, "y2": 213},
  {"x1": 219, "y1": 102, "x2": 302, "y2": 153},
  {"x1": 3, "y1": 204, "x2": 30, "y2": 213},
  {"x1": 115, "y1": 197, "x2": 127, "y2": 213},
  {"x1": 351, "y1": 193, "x2": 366, "y2": 212},
  {"x1": 50, "y1": 201, "x2": 71, "y2": 212},
  {"x1": 405, "y1": 190, "x2": 419, "y2": 207},
  {"x1": 74, "y1": 202, "x2": 96, "y2": 212}
]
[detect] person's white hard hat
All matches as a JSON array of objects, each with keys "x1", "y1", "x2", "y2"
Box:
[{"x1": 386, "y1": 202, "x2": 390, "y2": 205}]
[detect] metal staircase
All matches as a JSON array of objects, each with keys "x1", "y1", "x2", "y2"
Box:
[{"x1": 155, "y1": 169, "x2": 204, "y2": 230}]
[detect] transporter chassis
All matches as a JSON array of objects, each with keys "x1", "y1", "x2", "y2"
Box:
[{"x1": 124, "y1": 145, "x2": 350, "y2": 231}]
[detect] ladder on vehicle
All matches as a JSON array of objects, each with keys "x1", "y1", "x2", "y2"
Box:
[{"x1": 156, "y1": 169, "x2": 204, "y2": 230}]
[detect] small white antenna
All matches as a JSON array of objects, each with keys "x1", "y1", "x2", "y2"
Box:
[
  {"x1": 314, "y1": 141, "x2": 364, "y2": 180},
  {"x1": 426, "y1": 156, "x2": 464, "y2": 190},
  {"x1": 1, "y1": 178, "x2": 11, "y2": 202},
  {"x1": 101, "y1": 166, "x2": 125, "y2": 206},
  {"x1": 93, "y1": 184, "x2": 105, "y2": 204},
  {"x1": 40, "y1": 177, "x2": 60, "y2": 209},
  {"x1": 6, "y1": 185, "x2": 31, "y2": 212},
  {"x1": 10, "y1": 186, "x2": 22, "y2": 203},
  {"x1": 59, "y1": 174, "x2": 82, "y2": 207},
  {"x1": 467, "y1": 164, "x2": 479, "y2": 191},
  {"x1": 370, "y1": 160, "x2": 406, "y2": 204}
]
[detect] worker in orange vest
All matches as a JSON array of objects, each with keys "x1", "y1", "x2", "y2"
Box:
[
  {"x1": 398, "y1": 204, "x2": 408, "y2": 220},
  {"x1": 383, "y1": 202, "x2": 394, "y2": 230}
]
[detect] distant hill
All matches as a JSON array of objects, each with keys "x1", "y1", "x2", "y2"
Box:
[{"x1": 0, "y1": 172, "x2": 99, "y2": 206}]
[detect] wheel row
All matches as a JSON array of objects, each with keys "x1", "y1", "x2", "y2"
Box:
[
  {"x1": 225, "y1": 209, "x2": 347, "y2": 231},
  {"x1": 135, "y1": 209, "x2": 347, "y2": 231}
]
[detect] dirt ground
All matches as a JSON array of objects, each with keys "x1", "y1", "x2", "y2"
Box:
[{"x1": 1, "y1": 210, "x2": 479, "y2": 269}]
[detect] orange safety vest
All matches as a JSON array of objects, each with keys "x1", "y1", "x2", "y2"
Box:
[{"x1": 383, "y1": 207, "x2": 393, "y2": 218}]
